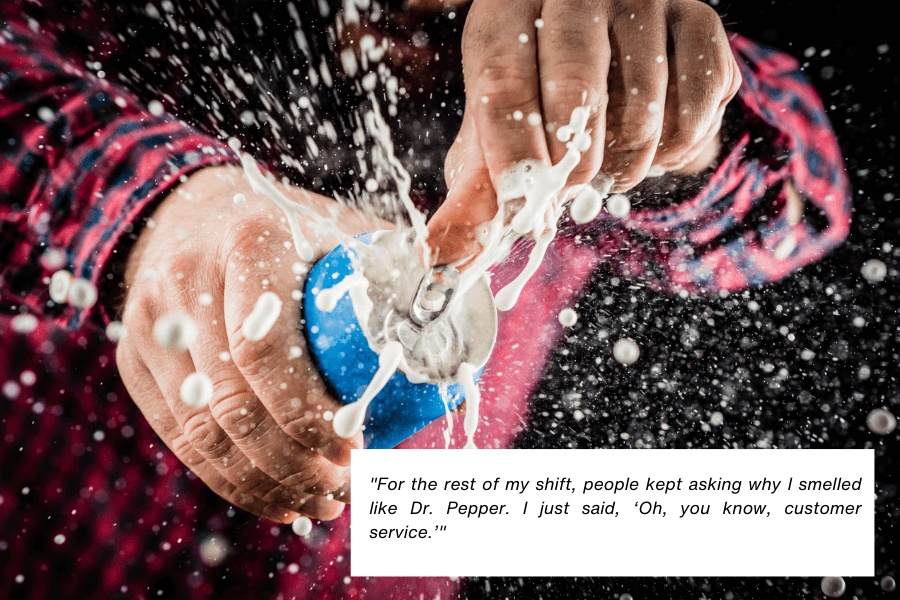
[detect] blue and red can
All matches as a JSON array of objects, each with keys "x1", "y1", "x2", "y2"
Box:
[{"x1": 302, "y1": 229, "x2": 497, "y2": 449}]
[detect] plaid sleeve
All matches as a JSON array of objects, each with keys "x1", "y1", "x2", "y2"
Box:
[
  {"x1": 0, "y1": 20, "x2": 238, "y2": 330},
  {"x1": 589, "y1": 32, "x2": 852, "y2": 294}
]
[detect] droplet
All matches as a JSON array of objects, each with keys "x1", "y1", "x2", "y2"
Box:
[
  {"x1": 820, "y1": 576, "x2": 846, "y2": 598},
  {"x1": 233, "y1": 193, "x2": 246, "y2": 206},
  {"x1": 199, "y1": 533, "x2": 230, "y2": 566},
  {"x1": 37, "y1": 106, "x2": 55, "y2": 122},
  {"x1": 148, "y1": 100, "x2": 165, "y2": 116},
  {"x1": 861, "y1": 258, "x2": 887, "y2": 282},
  {"x1": 867, "y1": 408, "x2": 897, "y2": 435},
  {"x1": 67, "y1": 278, "x2": 97, "y2": 309},
  {"x1": 613, "y1": 338, "x2": 640, "y2": 365},
  {"x1": 180, "y1": 373, "x2": 213, "y2": 408},
  {"x1": 3, "y1": 381, "x2": 21, "y2": 399},
  {"x1": 153, "y1": 313, "x2": 198, "y2": 349},
  {"x1": 242, "y1": 292, "x2": 283, "y2": 341},
  {"x1": 558, "y1": 308, "x2": 578, "y2": 327},
  {"x1": 570, "y1": 188, "x2": 604, "y2": 224},
  {"x1": 606, "y1": 194, "x2": 631, "y2": 218},
  {"x1": 49, "y1": 270, "x2": 73, "y2": 303},
  {"x1": 105, "y1": 321, "x2": 126, "y2": 342},
  {"x1": 11, "y1": 314, "x2": 38, "y2": 334},
  {"x1": 292, "y1": 516, "x2": 313, "y2": 537}
]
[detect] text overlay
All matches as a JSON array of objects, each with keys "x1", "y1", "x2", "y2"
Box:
[{"x1": 351, "y1": 449, "x2": 874, "y2": 577}]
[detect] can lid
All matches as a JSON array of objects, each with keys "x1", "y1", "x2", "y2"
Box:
[
  {"x1": 409, "y1": 265, "x2": 459, "y2": 327},
  {"x1": 355, "y1": 229, "x2": 497, "y2": 383}
]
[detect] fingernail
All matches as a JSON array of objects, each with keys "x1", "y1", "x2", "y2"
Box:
[{"x1": 303, "y1": 495, "x2": 345, "y2": 521}]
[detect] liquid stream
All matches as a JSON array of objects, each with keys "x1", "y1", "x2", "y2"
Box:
[{"x1": 238, "y1": 2, "x2": 601, "y2": 448}]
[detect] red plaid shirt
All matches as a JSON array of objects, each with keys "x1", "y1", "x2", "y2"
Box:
[{"x1": 1, "y1": 9, "x2": 850, "y2": 600}]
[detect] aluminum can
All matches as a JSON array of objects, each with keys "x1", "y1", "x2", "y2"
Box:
[{"x1": 303, "y1": 229, "x2": 497, "y2": 449}]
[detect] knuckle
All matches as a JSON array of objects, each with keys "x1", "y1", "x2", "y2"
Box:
[
  {"x1": 610, "y1": 118, "x2": 662, "y2": 154},
  {"x1": 169, "y1": 432, "x2": 196, "y2": 461},
  {"x1": 280, "y1": 407, "x2": 325, "y2": 445},
  {"x1": 210, "y1": 388, "x2": 268, "y2": 441},
  {"x1": 222, "y1": 214, "x2": 280, "y2": 269},
  {"x1": 726, "y1": 61, "x2": 743, "y2": 100},
  {"x1": 121, "y1": 288, "x2": 160, "y2": 331},
  {"x1": 467, "y1": 54, "x2": 538, "y2": 108},
  {"x1": 664, "y1": 120, "x2": 706, "y2": 154},
  {"x1": 280, "y1": 462, "x2": 330, "y2": 494},
  {"x1": 156, "y1": 248, "x2": 205, "y2": 309},
  {"x1": 184, "y1": 412, "x2": 231, "y2": 459},
  {"x1": 691, "y1": 2, "x2": 724, "y2": 31},
  {"x1": 245, "y1": 473, "x2": 303, "y2": 508},
  {"x1": 229, "y1": 325, "x2": 280, "y2": 377},
  {"x1": 543, "y1": 70, "x2": 608, "y2": 113}
]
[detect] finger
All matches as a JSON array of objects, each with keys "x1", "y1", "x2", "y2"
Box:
[
  {"x1": 171, "y1": 435, "x2": 303, "y2": 523},
  {"x1": 603, "y1": 5, "x2": 669, "y2": 192},
  {"x1": 189, "y1": 292, "x2": 354, "y2": 502},
  {"x1": 427, "y1": 113, "x2": 498, "y2": 266},
  {"x1": 536, "y1": 1, "x2": 609, "y2": 184},
  {"x1": 463, "y1": 0, "x2": 550, "y2": 186},
  {"x1": 665, "y1": 103, "x2": 725, "y2": 174},
  {"x1": 222, "y1": 226, "x2": 363, "y2": 477},
  {"x1": 141, "y1": 340, "x2": 312, "y2": 511},
  {"x1": 654, "y1": 1, "x2": 736, "y2": 169},
  {"x1": 116, "y1": 341, "x2": 303, "y2": 522}
]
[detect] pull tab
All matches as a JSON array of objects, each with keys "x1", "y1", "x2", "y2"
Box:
[{"x1": 409, "y1": 265, "x2": 459, "y2": 327}]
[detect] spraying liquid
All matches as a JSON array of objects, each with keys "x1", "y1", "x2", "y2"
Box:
[
  {"x1": 457, "y1": 363, "x2": 481, "y2": 449},
  {"x1": 239, "y1": 6, "x2": 599, "y2": 446},
  {"x1": 315, "y1": 273, "x2": 367, "y2": 312},
  {"x1": 452, "y1": 106, "x2": 598, "y2": 307},
  {"x1": 439, "y1": 384, "x2": 454, "y2": 449},
  {"x1": 332, "y1": 341, "x2": 404, "y2": 438}
]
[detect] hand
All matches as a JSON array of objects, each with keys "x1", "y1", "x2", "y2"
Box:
[
  {"x1": 427, "y1": 0, "x2": 741, "y2": 264},
  {"x1": 116, "y1": 165, "x2": 383, "y2": 523}
]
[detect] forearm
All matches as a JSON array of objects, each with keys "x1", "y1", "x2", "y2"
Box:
[
  {"x1": 0, "y1": 19, "x2": 237, "y2": 330},
  {"x1": 597, "y1": 32, "x2": 850, "y2": 294}
]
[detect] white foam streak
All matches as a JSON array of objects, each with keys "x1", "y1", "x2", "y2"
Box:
[
  {"x1": 240, "y1": 153, "x2": 361, "y2": 260},
  {"x1": 314, "y1": 273, "x2": 367, "y2": 312},
  {"x1": 362, "y1": 99, "x2": 429, "y2": 244},
  {"x1": 462, "y1": 106, "x2": 596, "y2": 313},
  {"x1": 332, "y1": 340, "x2": 404, "y2": 439},
  {"x1": 439, "y1": 384, "x2": 454, "y2": 449},
  {"x1": 494, "y1": 227, "x2": 555, "y2": 312},
  {"x1": 457, "y1": 362, "x2": 481, "y2": 449},
  {"x1": 242, "y1": 291, "x2": 283, "y2": 341}
]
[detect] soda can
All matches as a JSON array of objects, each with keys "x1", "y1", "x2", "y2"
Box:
[{"x1": 302, "y1": 229, "x2": 497, "y2": 449}]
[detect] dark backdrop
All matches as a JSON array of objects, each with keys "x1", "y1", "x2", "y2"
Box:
[{"x1": 466, "y1": 2, "x2": 899, "y2": 599}]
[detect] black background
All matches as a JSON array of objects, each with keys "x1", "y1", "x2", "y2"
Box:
[
  {"x1": 4, "y1": 1, "x2": 897, "y2": 598},
  {"x1": 467, "y1": 2, "x2": 899, "y2": 599}
]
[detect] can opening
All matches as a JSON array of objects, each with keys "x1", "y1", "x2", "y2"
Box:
[{"x1": 409, "y1": 265, "x2": 459, "y2": 328}]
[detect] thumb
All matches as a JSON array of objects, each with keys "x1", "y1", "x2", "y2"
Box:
[{"x1": 427, "y1": 113, "x2": 499, "y2": 267}]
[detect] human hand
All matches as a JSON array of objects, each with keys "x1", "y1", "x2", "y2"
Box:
[
  {"x1": 116, "y1": 165, "x2": 383, "y2": 523},
  {"x1": 427, "y1": 0, "x2": 741, "y2": 264}
]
